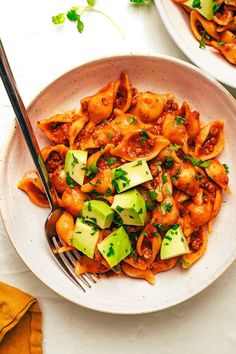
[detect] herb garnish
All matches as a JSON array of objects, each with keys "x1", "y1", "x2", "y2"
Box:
[
  {"x1": 191, "y1": 0, "x2": 202, "y2": 9},
  {"x1": 107, "y1": 157, "x2": 116, "y2": 166},
  {"x1": 128, "y1": 117, "x2": 137, "y2": 124},
  {"x1": 107, "y1": 243, "x2": 115, "y2": 257},
  {"x1": 163, "y1": 156, "x2": 174, "y2": 169},
  {"x1": 133, "y1": 160, "x2": 143, "y2": 167},
  {"x1": 150, "y1": 191, "x2": 157, "y2": 200},
  {"x1": 175, "y1": 115, "x2": 186, "y2": 126},
  {"x1": 52, "y1": 0, "x2": 123, "y2": 37},
  {"x1": 189, "y1": 157, "x2": 211, "y2": 168},
  {"x1": 116, "y1": 205, "x2": 125, "y2": 213},
  {"x1": 140, "y1": 130, "x2": 149, "y2": 143},
  {"x1": 199, "y1": 31, "x2": 211, "y2": 49},
  {"x1": 66, "y1": 172, "x2": 77, "y2": 187},
  {"x1": 168, "y1": 144, "x2": 182, "y2": 151},
  {"x1": 223, "y1": 163, "x2": 229, "y2": 175}
]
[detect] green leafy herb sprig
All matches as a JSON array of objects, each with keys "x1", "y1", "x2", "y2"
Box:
[{"x1": 52, "y1": 0, "x2": 123, "y2": 37}]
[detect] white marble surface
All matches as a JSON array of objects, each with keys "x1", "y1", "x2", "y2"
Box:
[{"x1": 0, "y1": 1, "x2": 236, "y2": 353}]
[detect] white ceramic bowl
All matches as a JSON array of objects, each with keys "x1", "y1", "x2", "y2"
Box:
[
  {"x1": 155, "y1": 0, "x2": 236, "y2": 89},
  {"x1": 1, "y1": 55, "x2": 236, "y2": 314}
]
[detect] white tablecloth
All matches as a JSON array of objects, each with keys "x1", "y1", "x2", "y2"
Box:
[{"x1": 0, "y1": 1, "x2": 236, "y2": 353}]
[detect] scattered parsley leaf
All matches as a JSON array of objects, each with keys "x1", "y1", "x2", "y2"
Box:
[
  {"x1": 189, "y1": 157, "x2": 211, "y2": 168},
  {"x1": 168, "y1": 144, "x2": 182, "y2": 151},
  {"x1": 140, "y1": 130, "x2": 149, "y2": 143},
  {"x1": 163, "y1": 156, "x2": 174, "y2": 169},
  {"x1": 107, "y1": 244, "x2": 115, "y2": 257},
  {"x1": 165, "y1": 202, "x2": 172, "y2": 212},
  {"x1": 223, "y1": 163, "x2": 229, "y2": 175},
  {"x1": 150, "y1": 191, "x2": 157, "y2": 200},
  {"x1": 145, "y1": 200, "x2": 153, "y2": 211},
  {"x1": 175, "y1": 115, "x2": 186, "y2": 126},
  {"x1": 66, "y1": 172, "x2": 77, "y2": 187},
  {"x1": 133, "y1": 160, "x2": 143, "y2": 167},
  {"x1": 128, "y1": 117, "x2": 137, "y2": 124},
  {"x1": 52, "y1": 13, "x2": 65, "y2": 25},
  {"x1": 199, "y1": 31, "x2": 211, "y2": 50},
  {"x1": 192, "y1": 0, "x2": 202, "y2": 9},
  {"x1": 116, "y1": 205, "x2": 125, "y2": 213},
  {"x1": 107, "y1": 157, "x2": 116, "y2": 166},
  {"x1": 88, "y1": 201, "x2": 92, "y2": 211}
]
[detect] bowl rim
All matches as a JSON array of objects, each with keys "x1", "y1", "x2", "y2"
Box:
[
  {"x1": 0, "y1": 53, "x2": 236, "y2": 314},
  {"x1": 155, "y1": 0, "x2": 236, "y2": 89}
]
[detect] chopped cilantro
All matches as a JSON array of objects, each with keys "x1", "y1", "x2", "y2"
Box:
[
  {"x1": 140, "y1": 130, "x2": 149, "y2": 143},
  {"x1": 116, "y1": 205, "x2": 125, "y2": 213},
  {"x1": 171, "y1": 169, "x2": 181, "y2": 181},
  {"x1": 152, "y1": 232, "x2": 158, "y2": 237},
  {"x1": 107, "y1": 157, "x2": 116, "y2": 166},
  {"x1": 112, "y1": 179, "x2": 120, "y2": 192},
  {"x1": 180, "y1": 258, "x2": 190, "y2": 267},
  {"x1": 168, "y1": 144, "x2": 182, "y2": 151},
  {"x1": 86, "y1": 162, "x2": 99, "y2": 178},
  {"x1": 145, "y1": 200, "x2": 153, "y2": 211},
  {"x1": 108, "y1": 132, "x2": 113, "y2": 139},
  {"x1": 175, "y1": 115, "x2": 186, "y2": 126},
  {"x1": 192, "y1": 0, "x2": 202, "y2": 8},
  {"x1": 162, "y1": 174, "x2": 168, "y2": 183},
  {"x1": 71, "y1": 153, "x2": 79, "y2": 167},
  {"x1": 107, "y1": 244, "x2": 115, "y2": 257},
  {"x1": 105, "y1": 187, "x2": 112, "y2": 197},
  {"x1": 88, "y1": 201, "x2": 92, "y2": 211},
  {"x1": 213, "y1": 3, "x2": 222, "y2": 13},
  {"x1": 163, "y1": 156, "x2": 174, "y2": 169},
  {"x1": 66, "y1": 172, "x2": 77, "y2": 187},
  {"x1": 133, "y1": 160, "x2": 143, "y2": 167},
  {"x1": 199, "y1": 31, "x2": 211, "y2": 49},
  {"x1": 128, "y1": 117, "x2": 137, "y2": 124},
  {"x1": 223, "y1": 163, "x2": 229, "y2": 175},
  {"x1": 137, "y1": 208, "x2": 143, "y2": 215},
  {"x1": 150, "y1": 191, "x2": 157, "y2": 200},
  {"x1": 189, "y1": 157, "x2": 211, "y2": 168},
  {"x1": 165, "y1": 203, "x2": 172, "y2": 212}
]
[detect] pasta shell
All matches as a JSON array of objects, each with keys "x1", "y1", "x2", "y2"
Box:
[
  {"x1": 152, "y1": 257, "x2": 178, "y2": 275},
  {"x1": 41, "y1": 144, "x2": 68, "y2": 173},
  {"x1": 110, "y1": 130, "x2": 170, "y2": 161},
  {"x1": 113, "y1": 72, "x2": 133, "y2": 117},
  {"x1": 181, "y1": 228, "x2": 207, "y2": 269},
  {"x1": 17, "y1": 170, "x2": 49, "y2": 208},
  {"x1": 121, "y1": 262, "x2": 155, "y2": 284},
  {"x1": 178, "y1": 101, "x2": 200, "y2": 139},
  {"x1": 162, "y1": 113, "x2": 189, "y2": 153},
  {"x1": 56, "y1": 211, "x2": 74, "y2": 245},
  {"x1": 190, "y1": 10, "x2": 220, "y2": 42},
  {"x1": 81, "y1": 81, "x2": 115, "y2": 125},
  {"x1": 170, "y1": 162, "x2": 200, "y2": 196},
  {"x1": 129, "y1": 92, "x2": 170, "y2": 122},
  {"x1": 81, "y1": 169, "x2": 114, "y2": 195},
  {"x1": 62, "y1": 186, "x2": 88, "y2": 216},
  {"x1": 195, "y1": 121, "x2": 224, "y2": 160},
  {"x1": 50, "y1": 166, "x2": 68, "y2": 195},
  {"x1": 211, "y1": 42, "x2": 236, "y2": 65},
  {"x1": 213, "y1": 8, "x2": 234, "y2": 26},
  {"x1": 37, "y1": 111, "x2": 75, "y2": 144},
  {"x1": 187, "y1": 199, "x2": 212, "y2": 229},
  {"x1": 68, "y1": 114, "x2": 89, "y2": 148},
  {"x1": 205, "y1": 158, "x2": 229, "y2": 190},
  {"x1": 152, "y1": 196, "x2": 179, "y2": 227}
]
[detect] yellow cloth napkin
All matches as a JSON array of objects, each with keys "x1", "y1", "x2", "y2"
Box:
[{"x1": 0, "y1": 282, "x2": 42, "y2": 354}]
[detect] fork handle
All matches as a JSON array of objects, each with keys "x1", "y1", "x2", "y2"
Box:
[{"x1": 0, "y1": 39, "x2": 56, "y2": 210}]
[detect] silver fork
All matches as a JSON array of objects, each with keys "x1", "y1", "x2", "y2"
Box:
[{"x1": 0, "y1": 39, "x2": 98, "y2": 292}]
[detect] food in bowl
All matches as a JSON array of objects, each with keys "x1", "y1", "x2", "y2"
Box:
[
  {"x1": 173, "y1": 0, "x2": 236, "y2": 65},
  {"x1": 18, "y1": 72, "x2": 230, "y2": 284}
]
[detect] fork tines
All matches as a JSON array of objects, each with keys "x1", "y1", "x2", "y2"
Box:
[{"x1": 52, "y1": 236, "x2": 99, "y2": 292}]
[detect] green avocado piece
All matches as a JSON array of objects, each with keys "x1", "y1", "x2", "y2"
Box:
[
  {"x1": 184, "y1": 0, "x2": 216, "y2": 21},
  {"x1": 72, "y1": 217, "x2": 99, "y2": 259},
  {"x1": 64, "y1": 150, "x2": 88, "y2": 186},
  {"x1": 97, "y1": 226, "x2": 132, "y2": 267},
  {"x1": 82, "y1": 200, "x2": 114, "y2": 229},
  {"x1": 160, "y1": 225, "x2": 190, "y2": 260},
  {"x1": 111, "y1": 159, "x2": 152, "y2": 193},
  {"x1": 111, "y1": 189, "x2": 146, "y2": 226}
]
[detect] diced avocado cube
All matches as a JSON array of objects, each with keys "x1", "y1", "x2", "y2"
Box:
[
  {"x1": 111, "y1": 189, "x2": 146, "y2": 226},
  {"x1": 82, "y1": 200, "x2": 114, "y2": 229},
  {"x1": 184, "y1": 0, "x2": 216, "y2": 21},
  {"x1": 64, "y1": 150, "x2": 88, "y2": 186},
  {"x1": 160, "y1": 225, "x2": 190, "y2": 260},
  {"x1": 72, "y1": 217, "x2": 99, "y2": 259},
  {"x1": 97, "y1": 226, "x2": 132, "y2": 267},
  {"x1": 111, "y1": 159, "x2": 152, "y2": 193}
]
